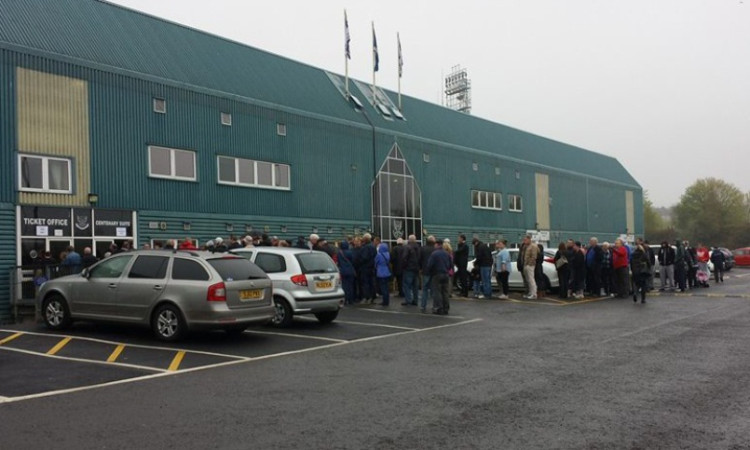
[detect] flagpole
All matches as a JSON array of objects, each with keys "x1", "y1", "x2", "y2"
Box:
[
  {"x1": 397, "y1": 32, "x2": 402, "y2": 111},
  {"x1": 344, "y1": 9, "x2": 349, "y2": 97},
  {"x1": 372, "y1": 21, "x2": 376, "y2": 105}
]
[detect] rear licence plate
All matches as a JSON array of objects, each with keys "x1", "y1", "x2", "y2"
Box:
[
  {"x1": 316, "y1": 281, "x2": 333, "y2": 289},
  {"x1": 239, "y1": 289, "x2": 263, "y2": 301}
]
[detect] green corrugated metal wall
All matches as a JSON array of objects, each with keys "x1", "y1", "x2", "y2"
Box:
[
  {"x1": 0, "y1": 0, "x2": 641, "y2": 189},
  {"x1": 0, "y1": 203, "x2": 15, "y2": 323}
]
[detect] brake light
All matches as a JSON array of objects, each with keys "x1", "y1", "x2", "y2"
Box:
[
  {"x1": 291, "y1": 274, "x2": 308, "y2": 286},
  {"x1": 207, "y1": 282, "x2": 227, "y2": 302}
]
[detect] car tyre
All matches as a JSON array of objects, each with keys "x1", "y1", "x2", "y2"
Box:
[
  {"x1": 271, "y1": 297, "x2": 293, "y2": 328},
  {"x1": 152, "y1": 304, "x2": 186, "y2": 342},
  {"x1": 314, "y1": 310, "x2": 339, "y2": 324},
  {"x1": 42, "y1": 294, "x2": 72, "y2": 331}
]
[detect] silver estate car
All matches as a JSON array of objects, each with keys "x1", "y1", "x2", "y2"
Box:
[
  {"x1": 231, "y1": 247, "x2": 344, "y2": 327},
  {"x1": 37, "y1": 250, "x2": 275, "y2": 341}
]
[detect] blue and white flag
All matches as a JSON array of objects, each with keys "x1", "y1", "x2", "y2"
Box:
[
  {"x1": 397, "y1": 33, "x2": 403, "y2": 78},
  {"x1": 344, "y1": 10, "x2": 351, "y2": 60},
  {"x1": 372, "y1": 23, "x2": 379, "y2": 72}
]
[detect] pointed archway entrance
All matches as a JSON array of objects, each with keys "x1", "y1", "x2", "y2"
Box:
[{"x1": 372, "y1": 144, "x2": 423, "y2": 246}]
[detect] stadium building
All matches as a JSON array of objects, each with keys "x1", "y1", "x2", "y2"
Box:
[{"x1": 0, "y1": 0, "x2": 642, "y2": 321}]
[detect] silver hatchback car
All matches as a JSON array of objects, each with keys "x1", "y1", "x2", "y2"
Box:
[
  {"x1": 37, "y1": 250, "x2": 275, "y2": 341},
  {"x1": 230, "y1": 247, "x2": 344, "y2": 327}
]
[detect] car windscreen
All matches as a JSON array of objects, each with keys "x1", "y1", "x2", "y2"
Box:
[
  {"x1": 207, "y1": 257, "x2": 268, "y2": 281},
  {"x1": 295, "y1": 252, "x2": 338, "y2": 274}
]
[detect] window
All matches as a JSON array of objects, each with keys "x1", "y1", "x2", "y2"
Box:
[
  {"x1": 471, "y1": 190, "x2": 502, "y2": 211},
  {"x1": 217, "y1": 156, "x2": 291, "y2": 190},
  {"x1": 207, "y1": 258, "x2": 267, "y2": 280},
  {"x1": 153, "y1": 98, "x2": 166, "y2": 114},
  {"x1": 18, "y1": 154, "x2": 72, "y2": 193},
  {"x1": 172, "y1": 258, "x2": 209, "y2": 281},
  {"x1": 423, "y1": 153, "x2": 430, "y2": 163},
  {"x1": 90, "y1": 255, "x2": 133, "y2": 279},
  {"x1": 254, "y1": 253, "x2": 287, "y2": 273},
  {"x1": 296, "y1": 253, "x2": 338, "y2": 274},
  {"x1": 277, "y1": 123, "x2": 287, "y2": 136},
  {"x1": 148, "y1": 146, "x2": 196, "y2": 181},
  {"x1": 509, "y1": 194, "x2": 523, "y2": 212},
  {"x1": 221, "y1": 112, "x2": 232, "y2": 126},
  {"x1": 128, "y1": 255, "x2": 169, "y2": 279}
]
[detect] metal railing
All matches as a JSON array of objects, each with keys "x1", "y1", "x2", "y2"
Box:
[{"x1": 9, "y1": 264, "x2": 75, "y2": 322}]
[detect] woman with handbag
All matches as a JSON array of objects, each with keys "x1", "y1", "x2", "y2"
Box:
[{"x1": 554, "y1": 242, "x2": 570, "y2": 299}]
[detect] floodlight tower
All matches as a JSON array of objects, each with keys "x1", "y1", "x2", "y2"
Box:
[{"x1": 444, "y1": 65, "x2": 472, "y2": 114}]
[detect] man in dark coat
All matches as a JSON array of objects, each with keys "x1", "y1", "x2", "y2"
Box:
[
  {"x1": 400, "y1": 235, "x2": 421, "y2": 306},
  {"x1": 391, "y1": 238, "x2": 406, "y2": 298},
  {"x1": 585, "y1": 238, "x2": 603, "y2": 296},
  {"x1": 418, "y1": 236, "x2": 437, "y2": 312},
  {"x1": 454, "y1": 234, "x2": 470, "y2": 297},
  {"x1": 358, "y1": 234, "x2": 377, "y2": 303},
  {"x1": 426, "y1": 242, "x2": 452, "y2": 315}
]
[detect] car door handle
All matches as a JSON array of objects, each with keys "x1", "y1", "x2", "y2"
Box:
[
  {"x1": 153, "y1": 285, "x2": 163, "y2": 291},
  {"x1": 108, "y1": 284, "x2": 117, "y2": 289}
]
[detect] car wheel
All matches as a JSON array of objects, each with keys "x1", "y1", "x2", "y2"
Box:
[
  {"x1": 270, "y1": 297, "x2": 293, "y2": 328},
  {"x1": 42, "y1": 294, "x2": 72, "y2": 331},
  {"x1": 314, "y1": 310, "x2": 339, "y2": 324},
  {"x1": 152, "y1": 304, "x2": 186, "y2": 342}
]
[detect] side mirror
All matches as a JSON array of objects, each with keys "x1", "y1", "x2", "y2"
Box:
[{"x1": 81, "y1": 268, "x2": 89, "y2": 278}]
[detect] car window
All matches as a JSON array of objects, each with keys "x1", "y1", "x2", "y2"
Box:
[
  {"x1": 295, "y1": 252, "x2": 337, "y2": 274},
  {"x1": 128, "y1": 255, "x2": 169, "y2": 279},
  {"x1": 207, "y1": 257, "x2": 267, "y2": 281},
  {"x1": 172, "y1": 258, "x2": 210, "y2": 281},
  {"x1": 89, "y1": 255, "x2": 133, "y2": 279},
  {"x1": 254, "y1": 253, "x2": 287, "y2": 273},
  {"x1": 509, "y1": 251, "x2": 519, "y2": 262},
  {"x1": 232, "y1": 250, "x2": 255, "y2": 260}
]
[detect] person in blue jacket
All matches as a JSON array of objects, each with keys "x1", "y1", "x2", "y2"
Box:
[
  {"x1": 374, "y1": 242, "x2": 392, "y2": 307},
  {"x1": 337, "y1": 241, "x2": 357, "y2": 305}
]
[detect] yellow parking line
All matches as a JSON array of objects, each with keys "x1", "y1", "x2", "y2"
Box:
[
  {"x1": 107, "y1": 344, "x2": 125, "y2": 363},
  {"x1": 0, "y1": 332, "x2": 23, "y2": 346},
  {"x1": 47, "y1": 337, "x2": 72, "y2": 355},
  {"x1": 168, "y1": 351, "x2": 186, "y2": 372}
]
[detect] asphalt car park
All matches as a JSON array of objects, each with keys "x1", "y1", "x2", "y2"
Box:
[
  {"x1": 0, "y1": 304, "x2": 479, "y2": 402},
  {"x1": 3, "y1": 268, "x2": 749, "y2": 403}
]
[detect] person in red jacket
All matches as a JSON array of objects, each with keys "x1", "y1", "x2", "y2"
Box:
[{"x1": 612, "y1": 238, "x2": 630, "y2": 298}]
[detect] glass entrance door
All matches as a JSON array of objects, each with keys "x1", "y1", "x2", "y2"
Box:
[{"x1": 372, "y1": 144, "x2": 423, "y2": 246}]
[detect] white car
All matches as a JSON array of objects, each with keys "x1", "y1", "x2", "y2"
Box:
[
  {"x1": 231, "y1": 247, "x2": 344, "y2": 327},
  {"x1": 466, "y1": 248, "x2": 559, "y2": 291}
]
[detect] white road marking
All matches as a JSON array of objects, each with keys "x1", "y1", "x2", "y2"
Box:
[
  {"x1": 243, "y1": 330, "x2": 347, "y2": 343},
  {"x1": 0, "y1": 318, "x2": 483, "y2": 405},
  {"x1": 356, "y1": 307, "x2": 467, "y2": 319},
  {"x1": 333, "y1": 320, "x2": 419, "y2": 331}
]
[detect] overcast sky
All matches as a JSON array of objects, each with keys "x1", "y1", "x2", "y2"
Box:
[{"x1": 111, "y1": 0, "x2": 750, "y2": 207}]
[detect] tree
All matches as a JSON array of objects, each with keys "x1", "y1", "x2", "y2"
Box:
[
  {"x1": 643, "y1": 192, "x2": 666, "y2": 238},
  {"x1": 673, "y1": 178, "x2": 747, "y2": 247}
]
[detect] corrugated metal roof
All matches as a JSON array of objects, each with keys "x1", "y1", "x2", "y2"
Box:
[{"x1": 0, "y1": 0, "x2": 640, "y2": 187}]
